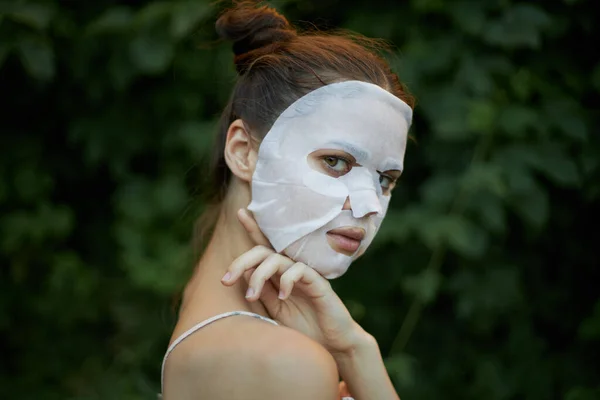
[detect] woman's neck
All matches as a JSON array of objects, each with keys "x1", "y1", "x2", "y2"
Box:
[{"x1": 180, "y1": 189, "x2": 269, "y2": 320}]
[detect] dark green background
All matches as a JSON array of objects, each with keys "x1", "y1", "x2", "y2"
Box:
[{"x1": 1, "y1": 0, "x2": 599, "y2": 398}]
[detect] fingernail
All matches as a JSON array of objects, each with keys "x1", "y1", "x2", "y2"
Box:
[
  {"x1": 245, "y1": 287, "x2": 255, "y2": 298},
  {"x1": 278, "y1": 290, "x2": 285, "y2": 300},
  {"x1": 221, "y1": 272, "x2": 231, "y2": 282}
]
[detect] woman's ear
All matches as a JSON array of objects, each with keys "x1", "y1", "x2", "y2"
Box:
[{"x1": 224, "y1": 119, "x2": 258, "y2": 183}]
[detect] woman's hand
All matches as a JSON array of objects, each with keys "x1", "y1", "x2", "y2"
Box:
[{"x1": 221, "y1": 208, "x2": 369, "y2": 356}]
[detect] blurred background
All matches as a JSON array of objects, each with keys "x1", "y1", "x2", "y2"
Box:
[{"x1": 1, "y1": 0, "x2": 599, "y2": 399}]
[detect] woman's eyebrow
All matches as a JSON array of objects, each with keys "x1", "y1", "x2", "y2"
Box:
[{"x1": 325, "y1": 140, "x2": 371, "y2": 162}]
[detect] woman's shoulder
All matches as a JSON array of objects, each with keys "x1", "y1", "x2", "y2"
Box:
[{"x1": 164, "y1": 315, "x2": 339, "y2": 400}]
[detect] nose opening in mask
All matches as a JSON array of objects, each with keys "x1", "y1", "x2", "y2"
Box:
[{"x1": 347, "y1": 189, "x2": 382, "y2": 218}]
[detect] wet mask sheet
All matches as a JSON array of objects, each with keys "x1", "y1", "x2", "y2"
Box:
[{"x1": 248, "y1": 81, "x2": 412, "y2": 278}]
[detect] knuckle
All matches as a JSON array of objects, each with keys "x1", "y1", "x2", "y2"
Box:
[
  {"x1": 266, "y1": 253, "x2": 291, "y2": 270},
  {"x1": 293, "y1": 262, "x2": 306, "y2": 272},
  {"x1": 265, "y1": 253, "x2": 281, "y2": 263},
  {"x1": 256, "y1": 244, "x2": 273, "y2": 253}
]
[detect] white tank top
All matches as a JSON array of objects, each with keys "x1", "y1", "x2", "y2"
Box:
[{"x1": 159, "y1": 310, "x2": 354, "y2": 400}]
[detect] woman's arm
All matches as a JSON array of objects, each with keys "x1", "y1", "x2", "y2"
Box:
[{"x1": 332, "y1": 327, "x2": 399, "y2": 400}]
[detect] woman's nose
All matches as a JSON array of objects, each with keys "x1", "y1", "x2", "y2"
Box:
[
  {"x1": 342, "y1": 197, "x2": 352, "y2": 210},
  {"x1": 342, "y1": 196, "x2": 378, "y2": 218}
]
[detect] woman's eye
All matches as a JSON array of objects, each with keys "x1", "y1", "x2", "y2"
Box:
[
  {"x1": 323, "y1": 156, "x2": 350, "y2": 173},
  {"x1": 379, "y1": 174, "x2": 393, "y2": 189}
]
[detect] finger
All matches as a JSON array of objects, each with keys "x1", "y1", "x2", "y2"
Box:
[
  {"x1": 245, "y1": 253, "x2": 294, "y2": 301},
  {"x1": 255, "y1": 279, "x2": 281, "y2": 318},
  {"x1": 237, "y1": 208, "x2": 272, "y2": 248},
  {"x1": 338, "y1": 381, "x2": 351, "y2": 398},
  {"x1": 221, "y1": 245, "x2": 273, "y2": 285},
  {"x1": 278, "y1": 263, "x2": 332, "y2": 300},
  {"x1": 240, "y1": 268, "x2": 281, "y2": 318},
  {"x1": 278, "y1": 263, "x2": 306, "y2": 300}
]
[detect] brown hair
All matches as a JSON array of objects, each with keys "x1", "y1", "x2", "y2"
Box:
[{"x1": 193, "y1": 0, "x2": 414, "y2": 252}]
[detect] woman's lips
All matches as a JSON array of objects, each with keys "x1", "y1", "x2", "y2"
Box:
[{"x1": 326, "y1": 227, "x2": 365, "y2": 255}]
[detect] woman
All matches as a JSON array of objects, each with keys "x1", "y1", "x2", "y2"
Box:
[{"x1": 161, "y1": 1, "x2": 414, "y2": 399}]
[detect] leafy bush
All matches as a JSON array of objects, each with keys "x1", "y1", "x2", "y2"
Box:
[{"x1": 1, "y1": 0, "x2": 598, "y2": 398}]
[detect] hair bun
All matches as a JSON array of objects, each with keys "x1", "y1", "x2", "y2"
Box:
[{"x1": 216, "y1": 1, "x2": 296, "y2": 71}]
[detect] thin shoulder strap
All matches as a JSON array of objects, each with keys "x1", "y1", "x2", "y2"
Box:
[{"x1": 161, "y1": 311, "x2": 278, "y2": 392}]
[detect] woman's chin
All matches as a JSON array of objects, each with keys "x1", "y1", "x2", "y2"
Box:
[{"x1": 282, "y1": 249, "x2": 352, "y2": 280}]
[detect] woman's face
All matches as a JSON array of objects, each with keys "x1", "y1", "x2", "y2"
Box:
[
  {"x1": 304, "y1": 148, "x2": 402, "y2": 256},
  {"x1": 248, "y1": 81, "x2": 412, "y2": 278}
]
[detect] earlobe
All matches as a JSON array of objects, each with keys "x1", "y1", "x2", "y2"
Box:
[{"x1": 224, "y1": 119, "x2": 258, "y2": 183}]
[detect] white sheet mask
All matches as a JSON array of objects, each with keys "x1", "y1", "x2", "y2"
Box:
[{"x1": 248, "y1": 80, "x2": 412, "y2": 278}]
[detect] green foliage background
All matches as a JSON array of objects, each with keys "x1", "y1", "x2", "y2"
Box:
[{"x1": 1, "y1": 0, "x2": 599, "y2": 398}]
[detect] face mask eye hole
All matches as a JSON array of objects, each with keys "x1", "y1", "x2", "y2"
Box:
[
  {"x1": 322, "y1": 156, "x2": 352, "y2": 175},
  {"x1": 377, "y1": 171, "x2": 399, "y2": 195},
  {"x1": 307, "y1": 149, "x2": 356, "y2": 177}
]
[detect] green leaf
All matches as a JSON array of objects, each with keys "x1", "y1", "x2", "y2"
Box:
[
  {"x1": 153, "y1": 176, "x2": 187, "y2": 215},
  {"x1": 449, "y1": 266, "x2": 521, "y2": 319},
  {"x1": 556, "y1": 113, "x2": 588, "y2": 142},
  {"x1": 175, "y1": 120, "x2": 216, "y2": 158},
  {"x1": 495, "y1": 143, "x2": 579, "y2": 188},
  {"x1": 371, "y1": 207, "x2": 423, "y2": 246},
  {"x1": 456, "y1": 55, "x2": 493, "y2": 95},
  {"x1": 494, "y1": 145, "x2": 540, "y2": 178},
  {"x1": 498, "y1": 106, "x2": 538, "y2": 137},
  {"x1": 170, "y1": 1, "x2": 211, "y2": 38},
  {"x1": 2, "y1": 2, "x2": 55, "y2": 30},
  {"x1": 420, "y1": 173, "x2": 458, "y2": 209},
  {"x1": 449, "y1": 1, "x2": 486, "y2": 35},
  {"x1": 543, "y1": 98, "x2": 588, "y2": 142},
  {"x1": 510, "y1": 69, "x2": 535, "y2": 101},
  {"x1": 504, "y1": 164, "x2": 536, "y2": 194},
  {"x1": 418, "y1": 214, "x2": 489, "y2": 258},
  {"x1": 510, "y1": 181, "x2": 549, "y2": 228},
  {"x1": 385, "y1": 353, "x2": 416, "y2": 387},
  {"x1": 421, "y1": 89, "x2": 470, "y2": 140},
  {"x1": 467, "y1": 100, "x2": 497, "y2": 134},
  {"x1": 133, "y1": 1, "x2": 173, "y2": 29},
  {"x1": 108, "y1": 50, "x2": 136, "y2": 90},
  {"x1": 446, "y1": 217, "x2": 489, "y2": 259},
  {"x1": 460, "y1": 162, "x2": 506, "y2": 197},
  {"x1": 86, "y1": 7, "x2": 133, "y2": 34},
  {"x1": 468, "y1": 192, "x2": 506, "y2": 234},
  {"x1": 403, "y1": 37, "x2": 458, "y2": 75},
  {"x1": 129, "y1": 30, "x2": 174, "y2": 74},
  {"x1": 484, "y1": 4, "x2": 551, "y2": 49},
  {"x1": 402, "y1": 269, "x2": 442, "y2": 304},
  {"x1": 530, "y1": 143, "x2": 580, "y2": 186},
  {"x1": 15, "y1": 36, "x2": 54, "y2": 80}
]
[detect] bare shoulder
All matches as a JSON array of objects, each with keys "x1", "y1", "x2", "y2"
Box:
[{"x1": 163, "y1": 316, "x2": 339, "y2": 400}]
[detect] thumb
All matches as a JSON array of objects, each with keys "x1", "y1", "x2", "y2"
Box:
[{"x1": 237, "y1": 208, "x2": 272, "y2": 248}]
